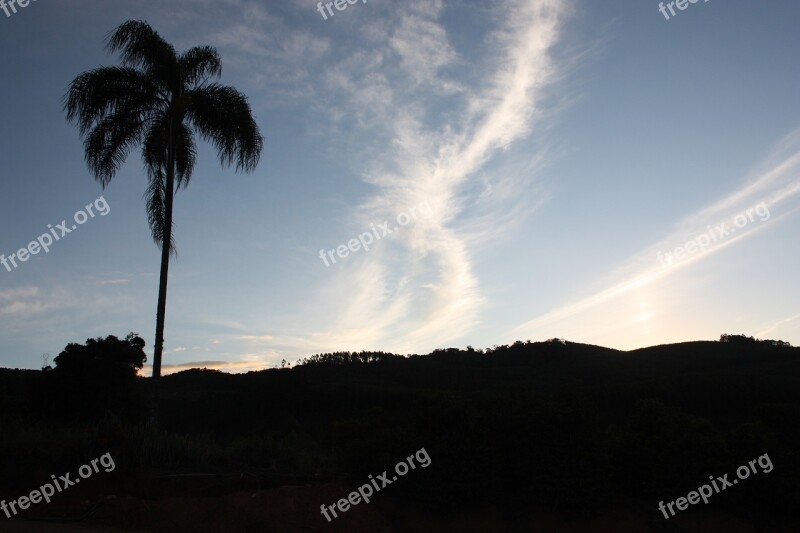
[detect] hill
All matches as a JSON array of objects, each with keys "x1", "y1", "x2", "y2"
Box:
[{"x1": 1, "y1": 337, "x2": 798, "y2": 531}]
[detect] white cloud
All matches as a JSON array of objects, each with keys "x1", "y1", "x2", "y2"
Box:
[
  {"x1": 241, "y1": 335, "x2": 274, "y2": 342},
  {"x1": 0, "y1": 286, "x2": 39, "y2": 301},
  {"x1": 268, "y1": 0, "x2": 571, "y2": 355}
]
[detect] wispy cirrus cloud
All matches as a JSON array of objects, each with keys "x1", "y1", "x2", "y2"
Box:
[
  {"x1": 241, "y1": 335, "x2": 274, "y2": 342},
  {"x1": 268, "y1": 0, "x2": 572, "y2": 355},
  {"x1": 0, "y1": 286, "x2": 39, "y2": 301},
  {"x1": 0, "y1": 286, "x2": 55, "y2": 318},
  {"x1": 94, "y1": 279, "x2": 131, "y2": 286},
  {"x1": 510, "y1": 128, "x2": 800, "y2": 345},
  {"x1": 753, "y1": 312, "x2": 800, "y2": 340}
]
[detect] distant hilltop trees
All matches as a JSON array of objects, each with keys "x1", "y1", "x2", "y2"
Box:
[{"x1": 719, "y1": 334, "x2": 792, "y2": 348}]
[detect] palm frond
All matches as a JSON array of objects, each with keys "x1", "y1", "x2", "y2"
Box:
[
  {"x1": 179, "y1": 46, "x2": 222, "y2": 88},
  {"x1": 186, "y1": 84, "x2": 263, "y2": 172},
  {"x1": 144, "y1": 166, "x2": 176, "y2": 256},
  {"x1": 64, "y1": 66, "x2": 161, "y2": 136},
  {"x1": 106, "y1": 20, "x2": 178, "y2": 91},
  {"x1": 174, "y1": 122, "x2": 197, "y2": 189},
  {"x1": 83, "y1": 113, "x2": 147, "y2": 187},
  {"x1": 142, "y1": 118, "x2": 196, "y2": 190}
]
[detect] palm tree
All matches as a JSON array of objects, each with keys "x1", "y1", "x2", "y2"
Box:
[{"x1": 64, "y1": 20, "x2": 263, "y2": 420}]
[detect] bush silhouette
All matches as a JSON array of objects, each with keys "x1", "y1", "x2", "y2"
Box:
[
  {"x1": 46, "y1": 333, "x2": 147, "y2": 421},
  {"x1": 54, "y1": 333, "x2": 146, "y2": 377}
]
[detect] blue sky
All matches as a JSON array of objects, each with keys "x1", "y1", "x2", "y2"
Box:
[{"x1": 1, "y1": 0, "x2": 799, "y2": 374}]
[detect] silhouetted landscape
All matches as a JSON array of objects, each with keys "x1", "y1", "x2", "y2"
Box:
[{"x1": 1, "y1": 334, "x2": 798, "y2": 531}]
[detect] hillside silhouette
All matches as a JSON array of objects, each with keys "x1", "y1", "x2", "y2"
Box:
[{"x1": 1, "y1": 335, "x2": 799, "y2": 531}]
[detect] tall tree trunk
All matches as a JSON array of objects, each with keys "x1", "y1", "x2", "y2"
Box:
[{"x1": 150, "y1": 119, "x2": 176, "y2": 425}]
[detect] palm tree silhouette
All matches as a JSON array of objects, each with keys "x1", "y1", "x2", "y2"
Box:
[{"x1": 64, "y1": 20, "x2": 263, "y2": 421}]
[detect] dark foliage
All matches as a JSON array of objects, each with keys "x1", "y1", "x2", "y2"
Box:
[
  {"x1": 44, "y1": 333, "x2": 148, "y2": 422},
  {"x1": 53, "y1": 333, "x2": 146, "y2": 377},
  {"x1": 720, "y1": 333, "x2": 792, "y2": 347}
]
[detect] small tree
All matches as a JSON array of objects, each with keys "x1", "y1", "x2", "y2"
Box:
[
  {"x1": 48, "y1": 333, "x2": 147, "y2": 421},
  {"x1": 54, "y1": 333, "x2": 146, "y2": 378}
]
